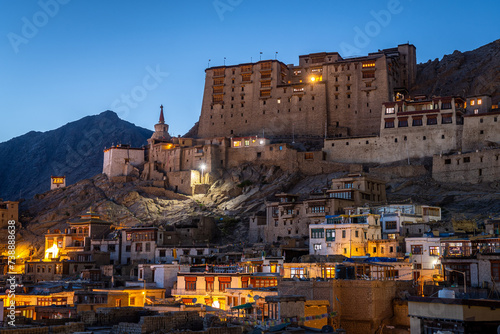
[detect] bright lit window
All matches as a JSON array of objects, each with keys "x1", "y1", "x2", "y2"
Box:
[
  {"x1": 478, "y1": 99, "x2": 482, "y2": 105},
  {"x1": 385, "y1": 107, "x2": 395, "y2": 114}
]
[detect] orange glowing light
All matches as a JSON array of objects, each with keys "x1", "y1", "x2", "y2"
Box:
[{"x1": 44, "y1": 243, "x2": 59, "y2": 259}]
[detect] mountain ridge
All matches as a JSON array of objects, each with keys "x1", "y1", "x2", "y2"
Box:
[{"x1": 0, "y1": 110, "x2": 153, "y2": 200}]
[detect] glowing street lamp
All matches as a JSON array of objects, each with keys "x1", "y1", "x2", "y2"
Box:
[{"x1": 200, "y1": 163, "x2": 206, "y2": 183}]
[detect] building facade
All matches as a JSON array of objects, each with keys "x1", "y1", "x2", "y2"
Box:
[{"x1": 198, "y1": 44, "x2": 416, "y2": 139}]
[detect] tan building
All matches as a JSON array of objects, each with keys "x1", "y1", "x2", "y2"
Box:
[
  {"x1": 172, "y1": 272, "x2": 278, "y2": 311},
  {"x1": 0, "y1": 200, "x2": 18, "y2": 228},
  {"x1": 309, "y1": 214, "x2": 382, "y2": 257},
  {"x1": 198, "y1": 44, "x2": 416, "y2": 139},
  {"x1": 263, "y1": 174, "x2": 386, "y2": 244},
  {"x1": 408, "y1": 296, "x2": 500, "y2": 333},
  {"x1": 44, "y1": 211, "x2": 113, "y2": 259},
  {"x1": 50, "y1": 176, "x2": 66, "y2": 190}
]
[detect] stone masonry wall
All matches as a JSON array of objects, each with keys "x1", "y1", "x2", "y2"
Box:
[{"x1": 0, "y1": 322, "x2": 84, "y2": 334}]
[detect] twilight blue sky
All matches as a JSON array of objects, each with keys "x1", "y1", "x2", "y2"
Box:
[{"x1": 1, "y1": 0, "x2": 499, "y2": 143}]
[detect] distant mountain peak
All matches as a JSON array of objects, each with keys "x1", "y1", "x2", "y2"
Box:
[{"x1": 0, "y1": 112, "x2": 153, "y2": 200}]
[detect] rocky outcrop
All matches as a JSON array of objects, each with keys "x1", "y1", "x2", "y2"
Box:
[
  {"x1": 0, "y1": 110, "x2": 153, "y2": 201},
  {"x1": 412, "y1": 39, "x2": 500, "y2": 103}
]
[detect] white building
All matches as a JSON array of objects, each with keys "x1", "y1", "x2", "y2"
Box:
[
  {"x1": 405, "y1": 237, "x2": 441, "y2": 282},
  {"x1": 103, "y1": 144, "x2": 145, "y2": 178},
  {"x1": 309, "y1": 214, "x2": 381, "y2": 257},
  {"x1": 374, "y1": 204, "x2": 441, "y2": 238}
]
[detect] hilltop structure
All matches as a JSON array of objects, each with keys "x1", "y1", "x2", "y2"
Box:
[
  {"x1": 103, "y1": 45, "x2": 499, "y2": 195},
  {"x1": 198, "y1": 44, "x2": 416, "y2": 139}
]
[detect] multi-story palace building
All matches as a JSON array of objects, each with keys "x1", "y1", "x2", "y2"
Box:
[{"x1": 198, "y1": 44, "x2": 416, "y2": 139}]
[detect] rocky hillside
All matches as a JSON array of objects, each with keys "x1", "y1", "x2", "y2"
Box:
[
  {"x1": 0, "y1": 111, "x2": 152, "y2": 200},
  {"x1": 412, "y1": 39, "x2": 500, "y2": 102},
  {"x1": 10, "y1": 162, "x2": 500, "y2": 258}
]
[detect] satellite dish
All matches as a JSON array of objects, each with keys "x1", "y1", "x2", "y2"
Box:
[
  {"x1": 321, "y1": 325, "x2": 334, "y2": 333},
  {"x1": 192, "y1": 298, "x2": 197, "y2": 303},
  {"x1": 253, "y1": 295, "x2": 260, "y2": 301}
]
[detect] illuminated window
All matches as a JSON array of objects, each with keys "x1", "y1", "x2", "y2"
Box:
[
  {"x1": 233, "y1": 141, "x2": 241, "y2": 147},
  {"x1": 478, "y1": 99, "x2": 482, "y2": 105},
  {"x1": 385, "y1": 107, "x2": 395, "y2": 114},
  {"x1": 429, "y1": 246, "x2": 439, "y2": 256},
  {"x1": 314, "y1": 244, "x2": 322, "y2": 250},
  {"x1": 362, "y1": 62, "x2": 375, "y2": 68},
  {"x1": 322, "y1": 267, "x2": 334, "y2": 279},
  {"x1": 244, "y1": 140, "x2": 250, "y2": 146}
]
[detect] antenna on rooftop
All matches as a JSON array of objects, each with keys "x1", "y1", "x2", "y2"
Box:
[
  {"x1": 208, "y1": 59, "x2": 211, "y2": 68},
  {"x1": 260, "y1": 52, "x2": 262, "y2": 61},
  {"x1": 275, "y1": 52, "x2": 278, "y2": 60},
  {"x1": 224, "y1": 57, "x2": 226, "y2": 66}
]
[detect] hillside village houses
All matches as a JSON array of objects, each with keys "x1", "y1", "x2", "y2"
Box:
[{"x1": 2, "y1": 44, "x2": 500, "y2": 332}]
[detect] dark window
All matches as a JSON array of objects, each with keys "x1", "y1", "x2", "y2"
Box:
[
  {"x1": 427, "y1": 117, "x2": 438, "y2": 125},
  {"x1": 412, "y1": 118, "x2": 423, "y2": 126},
  {"x1": 444, "y1": 159, "x2": 451, "y2": 165},
  {"x1": 385, "y1": 121, "x2": 395, "y2": 128},
  {"x1": 442, "y1": 116, "x2": 452, "y2": 124},
  {"x1": 398, "y1": 120, "x2": 408, "y2": 127}
]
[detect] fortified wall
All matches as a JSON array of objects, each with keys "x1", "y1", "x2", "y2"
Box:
[{"x1": 323, "y1": 95, "x2": 499, "y2": 166}]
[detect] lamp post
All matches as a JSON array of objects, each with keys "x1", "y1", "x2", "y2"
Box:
[
  {"x1": 445, "y1": 267, "x2": 467, "y2": 294},
  {"x1": 200, "y1": 164, "x2": 206, "y2": 183}
]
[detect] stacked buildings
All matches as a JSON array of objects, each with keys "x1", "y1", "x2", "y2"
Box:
[{"x1": 2, "y1": 43, "x2": 499, "y2": 333}]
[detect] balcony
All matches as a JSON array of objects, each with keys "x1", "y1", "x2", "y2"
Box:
[
  {"x1": 171, "y1": 288, "x2": 225, "y2": 296},
  {"x1": 306, "y1": 211, "x2": 327, "y2": 218},
  {"x1": 441, "y1": 245, "x2": 500, "y2": 258}
]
